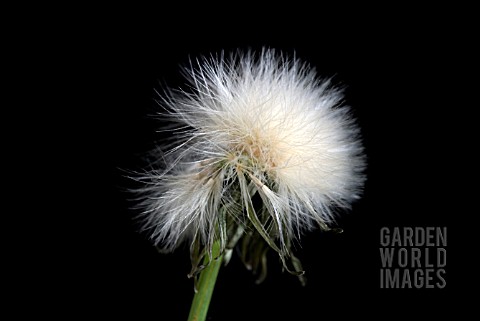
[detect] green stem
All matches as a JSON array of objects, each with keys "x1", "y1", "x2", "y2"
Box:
[{"x1": 187, "y1": 241, "x2": 223, "y2": 321}]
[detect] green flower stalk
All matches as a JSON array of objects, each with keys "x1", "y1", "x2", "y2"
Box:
[{"x1": 136, "y1": 49, "x2": 366, "y2": 320}]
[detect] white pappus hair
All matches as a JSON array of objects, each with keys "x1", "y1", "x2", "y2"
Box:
[{"x1": 136, "y1": 48, "x2": 366, "y2": 281}]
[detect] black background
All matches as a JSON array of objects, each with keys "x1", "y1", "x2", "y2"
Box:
[{"x1": 28, "y1": 8, "x2": 473, "y2": 320}]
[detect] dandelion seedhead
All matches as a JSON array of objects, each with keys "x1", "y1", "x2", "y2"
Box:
[{"x1": 136, "y1": 49, "x2": 366, "y2": 284}]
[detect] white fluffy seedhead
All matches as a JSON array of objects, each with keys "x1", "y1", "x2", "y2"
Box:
[{"x1": 137, "y1": 49, "x2": 366, "y2": 282}]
